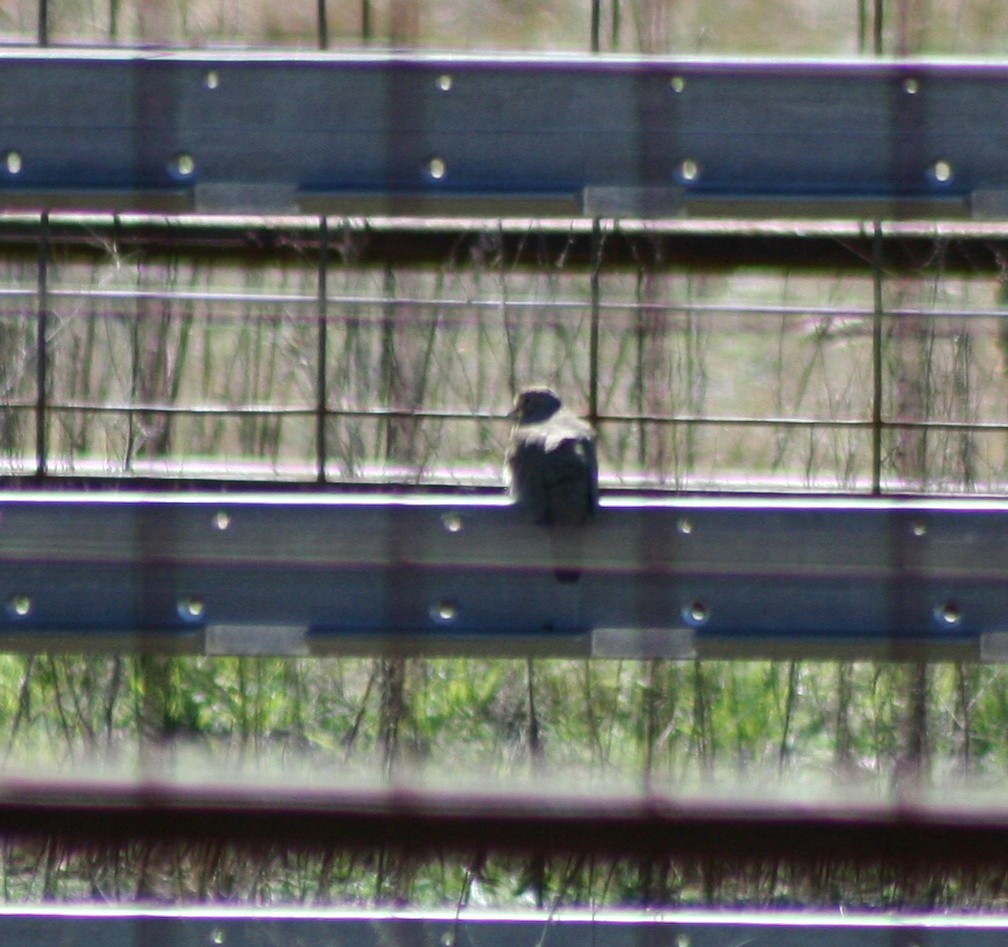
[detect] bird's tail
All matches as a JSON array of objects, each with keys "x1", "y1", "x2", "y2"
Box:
[{"x1": 548, "y1": 528, "x2": 584, "y2": 584}]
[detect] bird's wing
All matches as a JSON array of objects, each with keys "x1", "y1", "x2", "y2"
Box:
[
  {"x1": 507, "y1": 436, "x2": 551, "y2": 523},
  {"x1": 584, "y1": 434, "x2": 600, "y2": 511}
]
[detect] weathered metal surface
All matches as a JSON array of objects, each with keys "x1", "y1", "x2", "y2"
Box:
[
  {"x1": 0, "y1": 492, "x2": 1007, "y2": 658},
  {"x1": 1, "y1": 51, "x2": 1008, "y2": 218},
  {"x1": 2, "y1": 906, "x2": 1008, "y2": 947}
]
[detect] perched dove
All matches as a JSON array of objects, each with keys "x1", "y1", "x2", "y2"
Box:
[{"x1": 505, "y1": 387, "x2": 598, "y2": 581}]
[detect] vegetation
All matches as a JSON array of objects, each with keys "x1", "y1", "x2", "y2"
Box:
[{"x1": 1, "y1": 654, "x2": 1008, "y2": 907}]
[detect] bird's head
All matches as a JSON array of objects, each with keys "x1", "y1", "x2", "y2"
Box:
[{"x1": 512, "y1": 386, "x2": 563, "y2": 424}]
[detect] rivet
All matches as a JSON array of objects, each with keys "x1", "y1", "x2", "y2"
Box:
[
  {"x1": 936, "y1": 602, "x2": 960, "y2": 626},
  {"x1": 442, "y1": 512, "x2": 463, "y2": 533},
  {"x1": 427, "y1": 156, "x2": 447, "y2": 180},
  {"x1": 678, "y1": 159, "x2": 700, "y2": 183},
  {"x1": 171, "y1": 152, "x2": 196, "y2": 178},
  {"x1": 431, "y1": 600, "x2": 458, "y2": 622},
  {"x1": 932, "y1": 159, "x2": 953, "y2": 183},
  {"x1": 179, "y1": 597, "x2": 205, "y2": 621},
  {"x1": 684, "y1": 600, "x2": 709, "y2": 625}
]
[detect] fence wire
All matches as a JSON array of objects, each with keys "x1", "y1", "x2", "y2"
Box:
[
  {"x1": 0, "y1": 1, "x2": 1003, "y2": 496},
  {"x1": 1, "y1": 215, "x2": 1007, "y2": 495},
  {"x1": 0, "y1": 3, "x2": 1005, "y2": 494},
  {"x1": 8, "y1": 0, "x2": 1008, "y2": 55}
]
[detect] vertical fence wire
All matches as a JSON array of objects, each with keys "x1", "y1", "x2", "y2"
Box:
[
  {"x1": 871, "y1": 224, "x2": 885, "y2": 494},
  {"x1": 317, "y1": 218, "x2": 330, "y2": 483},
  {"x1": 588, "y1": 221, "x2": 603, "y2": 428},
  {"x1": 316, "y1": 0, "x2": 329, "y2": 475},
  {"x1": 865, "y1": 0, "x2": 885, "y2": 494},
  {"x1": 34, "y1": 212, "x2": 49, "y2": 479},
  {"x1": 362, "y1": 0, "x2": 372, "y2": 42},
  {"x1": 318, "y1": 0, "x2": 329, "y2": 49},
  {"x1": 588, "y1": 9, "x2": 602, "y2": 424},
  {"x1": 37, "y1": 0, "x2": 47, "y2": 45}
]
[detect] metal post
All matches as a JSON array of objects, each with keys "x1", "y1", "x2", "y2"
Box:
[
  {"x1": 871, "y1": 223, "x2": 884, "y2": 495},
  {"x1": 588, "y1": 219, "x2": 603, "y2": 428},
  {"x1": 317, "y1": 0, "x2": 329, "y2": 49},
  {"x1": 866, "y1": 0, "x2": 884, "y2": 493},
  {"x1": 362, "y1": 0, "x2": 372, "y2": 42},
  {"x1": 37, "y1": 0, "x2": 48, "y2": 45},
  {"x1": 316, "y1": 217, "x2": 329, "y2": 483},
  {"x1": 34, "y1": 211, "x2": 49, "y2": 479}
]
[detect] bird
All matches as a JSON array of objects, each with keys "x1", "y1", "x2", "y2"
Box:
[{"x1": 505, "y1": 387, "x2": 598, "y2": 582}]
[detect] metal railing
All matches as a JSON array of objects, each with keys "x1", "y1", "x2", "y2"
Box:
[{"x1": 4, "y1": 906, "x2": 1008, "y2": 947}]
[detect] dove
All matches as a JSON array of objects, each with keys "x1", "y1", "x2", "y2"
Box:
[{"x1": 505, "y1": 387, "x2": 598, "y2": 581}]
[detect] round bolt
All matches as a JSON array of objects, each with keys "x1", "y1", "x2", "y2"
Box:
[
  {"x1": 431, "y1": 600, "x2": 458, "y2": 622},
  {"x1": 427, "y1": 156, "x2": 447, "y2": 180},
  {"x1": 171, "y1": 152, "x2": 196, "y2": 178},
  {"x1": 684, "y1": 600, "x2": 709, "y2": 625},
  {"x1": 442, "y1": 512, "x2": 464, "y2": 533},
  {"x1": 678, "y1": 159, "x2": 700, "y2": 182},
  {"x1": 178, "y1": 596, "x2": 205, "y2": 621},
  {"x1": 932, "y1": 159, "x2": 953, "y2": 183},
  {"x1": 936, "y1": 601, "x2": 961, "y2": 626}
]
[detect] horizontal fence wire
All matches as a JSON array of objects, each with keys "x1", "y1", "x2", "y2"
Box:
[{"x1": 0, "y1": 215, "x2": 1006, "y2": 494}]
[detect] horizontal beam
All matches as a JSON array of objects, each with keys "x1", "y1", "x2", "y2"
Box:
[
  {"x1": 2, "y1": 213, "x2": 1007, "y2": 273},
  {"x1": 3, "y1": 51, "x2": 1008, "y2": 219},
  {"x1": 3, "y1": 907, "x2": 1008, "y2": 947},
  {"x1": 2, "y1": 491, "x2": 1008, "y2": 660},
  {"x1": 2, "y1": 778, "x2": 1008, "y2": 869}
]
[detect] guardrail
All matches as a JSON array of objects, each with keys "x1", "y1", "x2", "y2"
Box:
[
  {"x1": 1, "y1": 777, "x2": 1007, "y2": 867},
  {"x1": 1, "y1": 52, "x2": 1008, "y2": 219},
  {"x1": 3, "y1": 906, "x2": 1008, "y2": 947},
  {"x1": 1, "y1": 491, "x2": 1007, "y2": 660}
]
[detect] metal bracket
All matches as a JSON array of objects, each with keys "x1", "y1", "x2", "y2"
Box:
[{"x1": 591, "y1": 627, "x2": 696, "y2": 660}]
